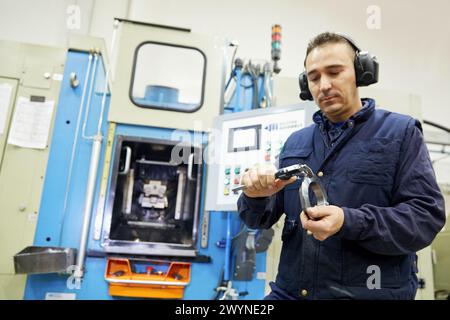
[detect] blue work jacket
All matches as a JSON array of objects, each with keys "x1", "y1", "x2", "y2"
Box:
[{"x1": 238, "y1": 98, "x2": 446, "y2": 299}]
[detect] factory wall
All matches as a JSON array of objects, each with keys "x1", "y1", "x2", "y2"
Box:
[{"x1": 0, "y1": 0, "x2": 448, "y2": 183}]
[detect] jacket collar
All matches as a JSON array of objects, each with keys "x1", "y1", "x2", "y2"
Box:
[{"x1": 313, "y1": 98, "x2": 375, "y2": 126}]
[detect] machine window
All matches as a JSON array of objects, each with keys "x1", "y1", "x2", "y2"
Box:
[{"x1": 130, "y1": 42, "x2": 206, "y2": 112}]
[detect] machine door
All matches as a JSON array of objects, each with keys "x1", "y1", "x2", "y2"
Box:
[{"x1": 101, "y1": 135, "x2": 203, "y2": 257}]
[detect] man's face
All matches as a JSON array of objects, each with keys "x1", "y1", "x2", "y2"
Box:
[{"x1": 305, "y1": 42, "x2": 360, "y2": 122}]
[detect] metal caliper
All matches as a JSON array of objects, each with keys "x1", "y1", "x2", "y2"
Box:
[{"x1": 233, "y1": 163, "x2": 329, "y2": 210}]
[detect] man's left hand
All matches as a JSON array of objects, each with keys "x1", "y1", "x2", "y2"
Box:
[{"x1": 300, "y1": 205, "x2": 345, "y2": 241}]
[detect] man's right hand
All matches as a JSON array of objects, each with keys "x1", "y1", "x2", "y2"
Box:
[{"x1": 241, "y1": 164, "x2": 297, "y2": 198}]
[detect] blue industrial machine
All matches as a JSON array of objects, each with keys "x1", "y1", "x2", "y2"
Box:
[{"x1": 17, "y1": 20, "x2": 296, "y2": 300}]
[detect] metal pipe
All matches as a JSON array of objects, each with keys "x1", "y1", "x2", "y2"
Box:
[
  {"x1": 234, "y1": 68, "x2": 242, "y2": 113},
  {"x1": 73, "y1": 134, "x2": 102, "y2": 280},
  {"x1": 87, "y1": 0, "x2": 96, "y2": 35},
  {"x1": 97, "y1": 20, "x2": 120, "y2": 135},
  {"x1": 92, "y1": 20, "x2": 120, "y2": 241},
  {"x1": 249, "y1": 64, "x2": 259, "y2": 110},
  {"x1": 224, "y1": 211, "x2": 232, "y2": 281},
  {"x1": 263, "y1": 62, "x2": 273, "y2": 108},
  {"x1": 74, "y1": 20, "x2": 120, "y2": 280},
  {"x1": 82, "y1": 53, "x2": 98, "y2": 140},
  {"x1": 125, "y1": 0, "x2": 132, "y2": 19},
  {"x1": 59, "y1": 53, "x2": 93, "y2": 245}
]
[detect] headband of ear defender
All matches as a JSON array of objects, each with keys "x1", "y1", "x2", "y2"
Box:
[{"x1": 299, "y1": 33, "x2": 379, "y2": 101}]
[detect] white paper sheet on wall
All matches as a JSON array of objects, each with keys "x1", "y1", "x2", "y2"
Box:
[
  {"x1": 7, "y1": 96, "x2": 54, "y2": 149},
  {"x1": 0, "y1": 83, "x2": 13, "y2": 135}
]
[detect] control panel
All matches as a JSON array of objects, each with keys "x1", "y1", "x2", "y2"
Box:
[{"x1": 205, "y1": 103, "x2": 316, "y2": 211}]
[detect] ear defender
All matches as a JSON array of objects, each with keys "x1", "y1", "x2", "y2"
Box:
[
  {"x1": 299, "y1": 34, "x2": 379, "y2": 101},
  {"x1": 299, "y1": 72, "x2": 313, "y2": 101}
]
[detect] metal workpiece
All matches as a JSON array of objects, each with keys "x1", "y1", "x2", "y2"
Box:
[
  {"x1": 299, "y1": 174, "x2": 329, "y2": 210},
  {"x1": 278, "y1": 163, "x2": 329, "y2": 209},
  {"x1": 274, "y1": 163, "x2": 329, "y2": 209}
]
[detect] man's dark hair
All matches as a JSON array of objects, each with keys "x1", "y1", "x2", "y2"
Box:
[{"x1": 304, "y1": 32, "x2": 356, "y2": 66}]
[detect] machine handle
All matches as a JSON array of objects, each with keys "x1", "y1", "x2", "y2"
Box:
[
  {"x1": 187, "y1": 153, "x2": 195, "y2": 181},
  {"x1": 105, "y1": 278, "x2": 188, "y2": 286},
  {"x1": 119, "y1": 146, "x2": 132, "y2": 175}
]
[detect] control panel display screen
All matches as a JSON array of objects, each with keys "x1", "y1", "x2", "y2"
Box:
[{"x1": 228, "y1": 125, "x2": 261, "y2": 152}]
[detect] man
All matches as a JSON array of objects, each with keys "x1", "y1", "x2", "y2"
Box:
[{"x1": 237, "y1": 32, "x2": 446, "y2": 299}]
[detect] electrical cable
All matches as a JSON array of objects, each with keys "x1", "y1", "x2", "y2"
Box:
[
  {"x1": 247, "y1": 63, "x2": 260, "y2": 109},
  {"x1": 212, "y1": 268, "x2": 225, "y2": 300},
  {"x1": 424, "y1": 120, "x2": 450, "y2": 133},
  {"x1": 230, "y1": 44, "x2": 238, "y2": 75}
]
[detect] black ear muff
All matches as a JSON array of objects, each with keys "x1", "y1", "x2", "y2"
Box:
[
  {"x1": 354, "y1": 51, "x2": 379, "y2": 86},
  {"x1": 338, "y1": 34, "x2": 379, "y2": 87},
  {"x1": 299, "y1": 72, "x2": 313, "y2": 101},
  {"x1": 299, "y1": 33, "x2": 379, "y2": 101}
]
